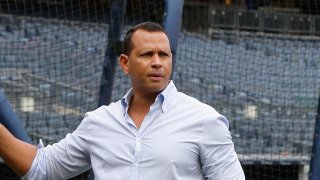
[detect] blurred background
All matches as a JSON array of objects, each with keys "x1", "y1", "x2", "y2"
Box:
[{"x1": 0, "y1": 0, "x2": 319, "y2": 179}]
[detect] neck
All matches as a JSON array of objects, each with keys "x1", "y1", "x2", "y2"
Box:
[
  {"x1": 128, "y1": 91, "x2": 161, "y2": 129},
  {"x1": 130, "y1": 91, "x2": 160, "y2": 108}
]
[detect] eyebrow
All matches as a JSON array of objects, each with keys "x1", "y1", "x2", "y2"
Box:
[
  {"x1": 140, "y1": 51, "x2": 154, "y2": 56},
  {"x1": 142, "y1": 50, "x2": 171, "y2": 56}
]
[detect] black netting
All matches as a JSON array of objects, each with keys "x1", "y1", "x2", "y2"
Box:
[{"x1": 0, "y1": 0, "x2": 319, "y2": 180}]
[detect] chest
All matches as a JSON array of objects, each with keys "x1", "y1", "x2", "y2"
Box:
[{"x1": 89, "y1": 117, "x2": 202, "y2": 171}]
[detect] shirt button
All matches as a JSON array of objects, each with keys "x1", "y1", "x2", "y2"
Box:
[{"x1": 134, "y1": 162, "x2": 139, "y2": 166}]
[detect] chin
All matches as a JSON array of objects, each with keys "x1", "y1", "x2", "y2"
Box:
[
  {"x1": 144, "y1": 80, "x2": 169, "y2": 93},
  {"x1": 148, "y1": 85, "x2": 166, "y2": 93}
]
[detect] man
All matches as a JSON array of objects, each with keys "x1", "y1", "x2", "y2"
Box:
[{"x1": 0, "y1": 22, "x2": 245, "y2": 179}]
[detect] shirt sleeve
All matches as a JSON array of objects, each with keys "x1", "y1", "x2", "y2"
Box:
[
  {"x1": 21, "y1": 115, "x2": 92, "y2": 180},
  {"x1": 200, "y1": 114, "x2": 245, "y2": 180}
]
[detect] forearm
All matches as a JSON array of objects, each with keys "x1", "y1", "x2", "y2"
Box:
[{"x1": 0, "y1": 124, "x2": 37, "y2": 176}]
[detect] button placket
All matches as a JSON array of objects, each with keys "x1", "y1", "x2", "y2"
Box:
[{"x1": 133, "y1": 137, "x2": 142, "y2": 166}]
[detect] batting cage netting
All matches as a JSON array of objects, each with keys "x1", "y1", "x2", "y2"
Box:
[{"x1": 0, "y1": 0, "x2": 319, "y2": 180}]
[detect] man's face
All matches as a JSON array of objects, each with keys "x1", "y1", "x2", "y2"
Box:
[{"x1": 120, "y1": 29, "x2": 172, "y2": 94}]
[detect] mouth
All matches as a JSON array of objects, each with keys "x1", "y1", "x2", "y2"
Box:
[{"x1": 148, "y1": 73, "x2": 163, "y2": 81}]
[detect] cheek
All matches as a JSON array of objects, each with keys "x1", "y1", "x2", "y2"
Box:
[
  {"x1": 128, "y1": 62, "x2": 145, "y2": 75},
  {"x1": 165, "y1": 61, "x2": 173, "y2": 72}
]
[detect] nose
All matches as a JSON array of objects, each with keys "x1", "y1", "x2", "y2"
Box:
[{"x1": 151, "y1": 54, "x2": 162, "y2": 68}]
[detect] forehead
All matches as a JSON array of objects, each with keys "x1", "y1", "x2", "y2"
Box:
[{"x1": 131, "y1": 29, "x2": 170, "y2": 50}]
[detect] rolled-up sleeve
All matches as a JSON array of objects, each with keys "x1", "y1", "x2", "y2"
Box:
[
  {"x1": 200, "y1": 114, "x2": 245, "y2": 180},
  {"x1": 21, "y1": 140, "x2": 47, "y2": 180},
  {"x1": 22, "y1": 115, "x2": 92, "y2": 180}
]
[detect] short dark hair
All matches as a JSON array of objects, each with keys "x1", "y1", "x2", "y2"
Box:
[{"x1": 123, "y1": 22, "x2": 167, "y2": 56}]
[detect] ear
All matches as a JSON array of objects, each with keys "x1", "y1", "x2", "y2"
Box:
[{"x1": 119, "y1": 54, "x2": 129, "y2": 75}]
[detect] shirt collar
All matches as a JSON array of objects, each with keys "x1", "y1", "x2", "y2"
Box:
[
  {"x1": 160, "y1": 81, "x2": 177, "y2": 112},
  {"x1": 120, "y1": 81, "x2": 178, "y2": 116},
  {"x1": 121, "y1": 88, "x2": 133, "y2": 116}
]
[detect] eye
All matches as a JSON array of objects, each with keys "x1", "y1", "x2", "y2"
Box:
[
  {"x1": 140, "y1": 51, "x2": 153, "y2": 57},
  {"x1": 159, "y1": 51, "x2": 170, "y2": 58}
]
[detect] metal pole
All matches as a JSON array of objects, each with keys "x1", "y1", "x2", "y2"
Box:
[
  {"x1": 163, "y1": 0, "x2": 184, "y2": 54},
  {"x1": 0, "y1": 90, "x2": 31, "y2": 144},
  {"x1": 98, "y1": 0, "x2": 127, "y2": 107},
  {"x1": 310, "y1": 95, "x2": 320, "y2": 180},
  {"x1": 163, "y1": 0, "x2": 184, "y2": 78}
]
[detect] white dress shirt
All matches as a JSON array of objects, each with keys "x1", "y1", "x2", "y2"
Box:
[{"x1": 22, "y1": 81, "x2": 245, "y2": 180}]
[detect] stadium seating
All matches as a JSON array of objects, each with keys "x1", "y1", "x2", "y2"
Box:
[{"x1": 0, "y1": 15, "x2": 319, "y2": 165}]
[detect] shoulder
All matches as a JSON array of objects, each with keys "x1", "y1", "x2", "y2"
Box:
[
  {"x1": 86, "y1": 100, "x2": 121, "y2": 115},
  {"x1": 175, "y1": 92, "x2": 229, "y2": 127},
  {"x1": 177, "y1": 92, "x2": 219, "y2": 114},
  {"x1": 83, "y1": 100, "x2": 122, "y2": 124}
]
